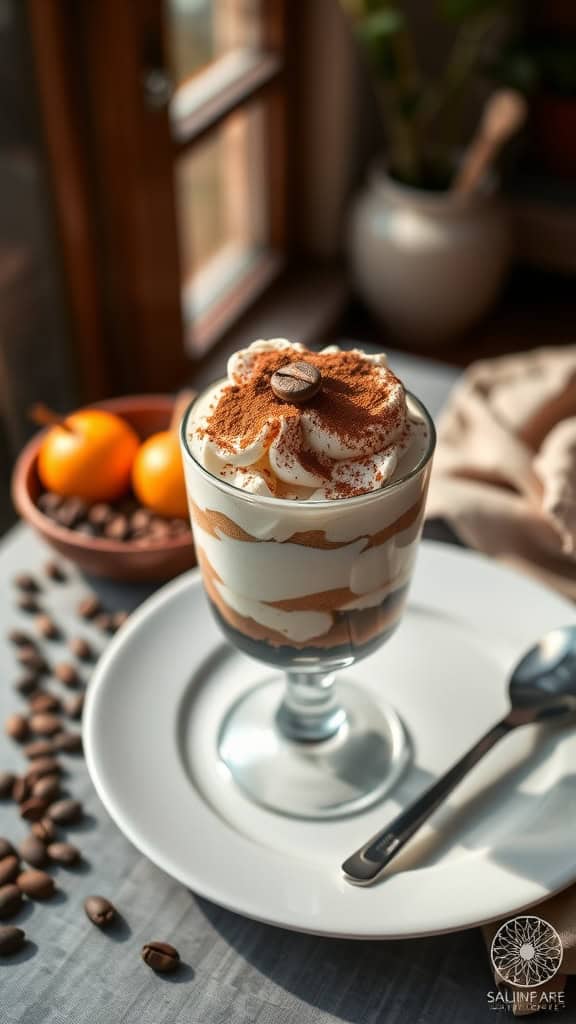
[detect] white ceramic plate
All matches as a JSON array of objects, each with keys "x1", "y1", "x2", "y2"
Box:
[{"x1": 84, "y1": 541, "x2": 576, "y2": 939}]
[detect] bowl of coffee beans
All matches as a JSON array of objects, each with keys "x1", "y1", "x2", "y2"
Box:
[{"x1": 12, "y1": 395, "x2": 196, "y2": 582}]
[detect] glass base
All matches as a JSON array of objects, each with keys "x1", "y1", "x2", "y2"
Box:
[{"x1": 218, "y1": 677, "x2": 409, "y2": 820}]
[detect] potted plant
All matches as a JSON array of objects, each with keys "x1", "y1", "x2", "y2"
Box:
[{"x1": 341, "y1": 0, "x2": 519, "y2": 345}]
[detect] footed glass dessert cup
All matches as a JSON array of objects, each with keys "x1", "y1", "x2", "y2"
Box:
[
  {"x1": 181, "y1": 339, "x2": 432, "y2": 819},
  {"x1": 181, "y1": 389, "x2": 435, "y2": 820}
]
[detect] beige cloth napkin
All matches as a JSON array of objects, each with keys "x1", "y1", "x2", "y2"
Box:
[
  {"x1": 426, "y1": 346, "x2": 576, "y2": 1012},
  {"x1": 426, "y1": 346, "x2": 576, "y2": 598}
]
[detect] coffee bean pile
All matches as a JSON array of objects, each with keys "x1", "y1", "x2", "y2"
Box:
[
  {"x1": 37, "y1": 492, "x2": 191, "y2": 545},
  {"x1": 0, "y1": 563, "x2": 182, "y2": 973}
]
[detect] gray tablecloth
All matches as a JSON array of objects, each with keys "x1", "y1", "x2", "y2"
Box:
[{"x1": 0, "y1": 355, "x2": 511, "y2": 1024}]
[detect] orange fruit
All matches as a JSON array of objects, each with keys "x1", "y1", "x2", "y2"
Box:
[
  {"x1": 131, "y1": 431, "x2": 188, "y2": 518},
  {"x1": 37, "y1": 410, "x2": 139, "y2": 502}
]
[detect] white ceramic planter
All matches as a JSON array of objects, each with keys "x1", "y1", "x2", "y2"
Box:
[{"x1": 349, "y1": 171, "x2": 513, "y2": 345}]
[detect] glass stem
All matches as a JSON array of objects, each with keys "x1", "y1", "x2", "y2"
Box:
[{"x1": 276, "y1": 671, "x2": 347, "y2": 743}]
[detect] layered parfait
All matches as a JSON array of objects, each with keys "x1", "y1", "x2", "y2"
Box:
[{"x1": 183, "y1": 339, "x2": 433, "y2": 668}]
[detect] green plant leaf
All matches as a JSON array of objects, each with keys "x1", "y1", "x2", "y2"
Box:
[{"x1": 357, "y1": 9, "x2": 405, "y2": 39}]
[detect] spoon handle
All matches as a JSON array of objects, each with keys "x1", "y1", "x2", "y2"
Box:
[{"x1": 342, "y1": 715, "x2": 514, "y2": 886}]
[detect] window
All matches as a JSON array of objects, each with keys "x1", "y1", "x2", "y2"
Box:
[{"x1": 28, "y1": 0, "x2": 289, "y2": 394}]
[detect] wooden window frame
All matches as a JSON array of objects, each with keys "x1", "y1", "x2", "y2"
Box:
[{"x1": 27, "y1": 0, "x2": 291, "y2": 396}]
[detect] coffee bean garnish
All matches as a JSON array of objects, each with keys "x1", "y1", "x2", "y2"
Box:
[
  {"x1": 48, "y1": 798, "x2": 83, "y2": 824},
  {"x1": 29, "y1": 692, "x2": 60, "y2": 714},
  {"x1": 13, "y1": 574, "x2": 40, "y2": 594},
  {"x1": 0, "y1": 772, "x2": 15, "y2": 799},
  {"x1": 12, "y1": 777, "x2": 29, "y2": 803},
  {"x1": 35, "y1": 614, "x2": 60, "y2": 640},
  {"x1": 0, "y1": 925, "x2": 26, "y2": 955},
  {"x1": 54, "y1": 663, "x2": 81, "y2": 688},
  {"x1": 64, "y1": 694, "x2": 85, "y2": 721},
  {"x1": 68, "y1": 637, "x2": 93, "y2": 661},
  {"x1": 32, "y1": 775, "x2": 60, "y2": 802},
  {"x1": 55, "y1": 497, "x2": 87, "y2": 529},
  {"x1": 77, "y1": 596, "x2": 101, "y2": 620},
  {"x1": 17, "y1": 869, "x2": 55, "y2": 900},
  {"x1": 87, "y1": 503, "x2": 113, "y2": 529},
  {"x1": 270, "y1": 361, "x2": 322, "y2": 404},
  {"x1": 31, "y1": 819, "x2": 57, "y2": 844},
  {"x1": 0, "y1": 857, "x2": 20, "y2": 886},
  {"x1": 20, "y1": 835, "x2": 48, "y2": 868},
  {"x1": 44, "y1": 560, "x2": 66, "y2": 582},
  {"x1": 15, "y1": 674, "x2": 40, "y2": 697},
  {"x1": 141, "y1": 940, "x2": 180, "y2": 973},
  {"x1": 105, "y1": 515, "x2": 130, "y2": 541},
  {"x1": 48, "y1": 842, "x2": 80, "y2": 866},
  {"x1": 52, "y1": 731, "x2": 83, "y2": 754},
  {"x1": 0, "y1": 840, "x2": 14, "y2": 860},
  {"x1": 29, "y1": 713, "x2": 62, "y2": 737},
  {"x1": 0, "y1": 885, "x2": 22, "y2": 919},
  {"x1": 84, "y1": 895, "x2": 116, "y2": 927},
  {"x1": 5, "y1": 714, "x2": 29, "y2": 742},
  {"x1": 17, "y1": 594, "x2": 40, "y2": 614},
  {"x1": 20, "y1": 797, "x2": 51, "y2": 822}
]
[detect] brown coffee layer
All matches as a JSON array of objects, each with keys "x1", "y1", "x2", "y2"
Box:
[
  {"x1": 196, "y1": 546, "x2": 405, "y2": 650},
  {"x1": 190, "y1": 490, "x2": 425, "y2": 552}
]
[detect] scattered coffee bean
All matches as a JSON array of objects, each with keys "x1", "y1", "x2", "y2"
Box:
[
  {"x1": 12, "y1": 777, "x2": 29, "y2": 803},
  {"x1": 64, "y1": 694, "x2": 84, "y2": 720},
  {"x1": 111, "y1": 610, "x2": 129, "y2": 631},
  {"x1": 35, "y1": 614, "x2": 60, "y2": 640},
  {"x1": 16, "y1": 594, "x2": 40, "y2": 614},
  {"x1": 130, "y1": 508, "x2": 151, "y2": 532},
  {"x1": 0, "y1": 840, "x2": 15, "y2": 860},
  {"x1": 15, "y1": 674, "x2": 40, "y2": 697},
  {"x1": 13, "y1": 574, "x2": 40, "y2": 594},
  {"x1": 48, "y1": 842, "x2": 80, "y2": 866},
  {"x1": 20, "y1": 835, "x2": 48, "y2": 868},
  {"x1": 29, "y1": 713, "x2": 62, "y2": 737},
  {"x1": 48, "y1": 798, "x2": 83, "y2": 824},
  {"x1": 26, "y1": 757, "x2": 61, "y2": 783},
  {"x1": 0, "y1": 772, "x2": 15, "y2": 799},
  {"x1": 29, "y1": 692, "x2": 60, "y2": 714},
  {"x1": 37, "y1": 492, "x2": 63, "y2": 517},
  {"x1": 7, "y1": 629, "x2": 35, "y2": 647},
  {"x1": 23, "y1": 739, "x2": 55, "y2": 759},
  {"x1": 84, "y1": 895, "x2": 116, "y2": 927},
  {"x1": 52, "y1": 731, "x2": 82, "y2": 754},
  {"x1": 0, "y1": 857, "x2": 20, "y2": 886},
  {"x1": 17, "y1": 869, "x2": 55, "y2": 900},
  {"x1": 88, "y1": 504, "x2": 113, "y2": 529},
  {"x1": 0, "y1": 925, "x2": 25, "y2": 954},
  {"x1": 44, "y1": 560, "x2": 66, "y2": 582},
  {"x1": 55, "y1": 497, "x2": 87, "y2": 529},
  {"x1": 76, "y1": 523, "x2": 96, "y2": 537},
  {"x1": 77, "y1": 595, "x2": 102, "y2": 620},
  {"x1": 31, "y1": 819, "x2": 57, "y2": 844},
  {"x1": 68, "y1": 637, "x2": 93, "y2": 661},
  {"x1": 54, "y1": 663, "x2": 80, "y2": 688},
  {"x1": 105, "y1": 515, "x2": 129, "y2": 541},
  {"x1": 20, "y1": 797, "x2": 50, "y2": 822},
  {"x1": 16, "y1": 648, "x2": 48, "y2": 674},
  {"x1": 0, "y1": 885, "x2": 22, "y2": 919},
  {"x1": 148, "y1": 519, "x2": 171, "y2": 541},
  {"x1": 141, "y1": 940, "x2": 180, "y2": 973},
  {"x1": 93, "y1": 613, "x2": 114, "y2": 634},
  {"x1": 32, "y1": 775, "x2": 60, "y2": 802},
  {"x1": 5, "y1": 714, "x2": 29, "y2": 742},
  {"x1": 270, "y1": 361, "x2": 322, "y2": 404}
]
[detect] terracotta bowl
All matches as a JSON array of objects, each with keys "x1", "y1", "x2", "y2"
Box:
[{"x1": 12, "y1": 394, "x2": 197, "y2": 582}]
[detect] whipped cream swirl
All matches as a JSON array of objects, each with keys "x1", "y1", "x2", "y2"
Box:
[{"x1": 188, "y1": 339, "x2": 418, "y2": 500}]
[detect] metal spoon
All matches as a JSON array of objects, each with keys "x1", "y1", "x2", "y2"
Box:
[{"x1": 342, "y1": 625, "x2": 576, "y2": 886}]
